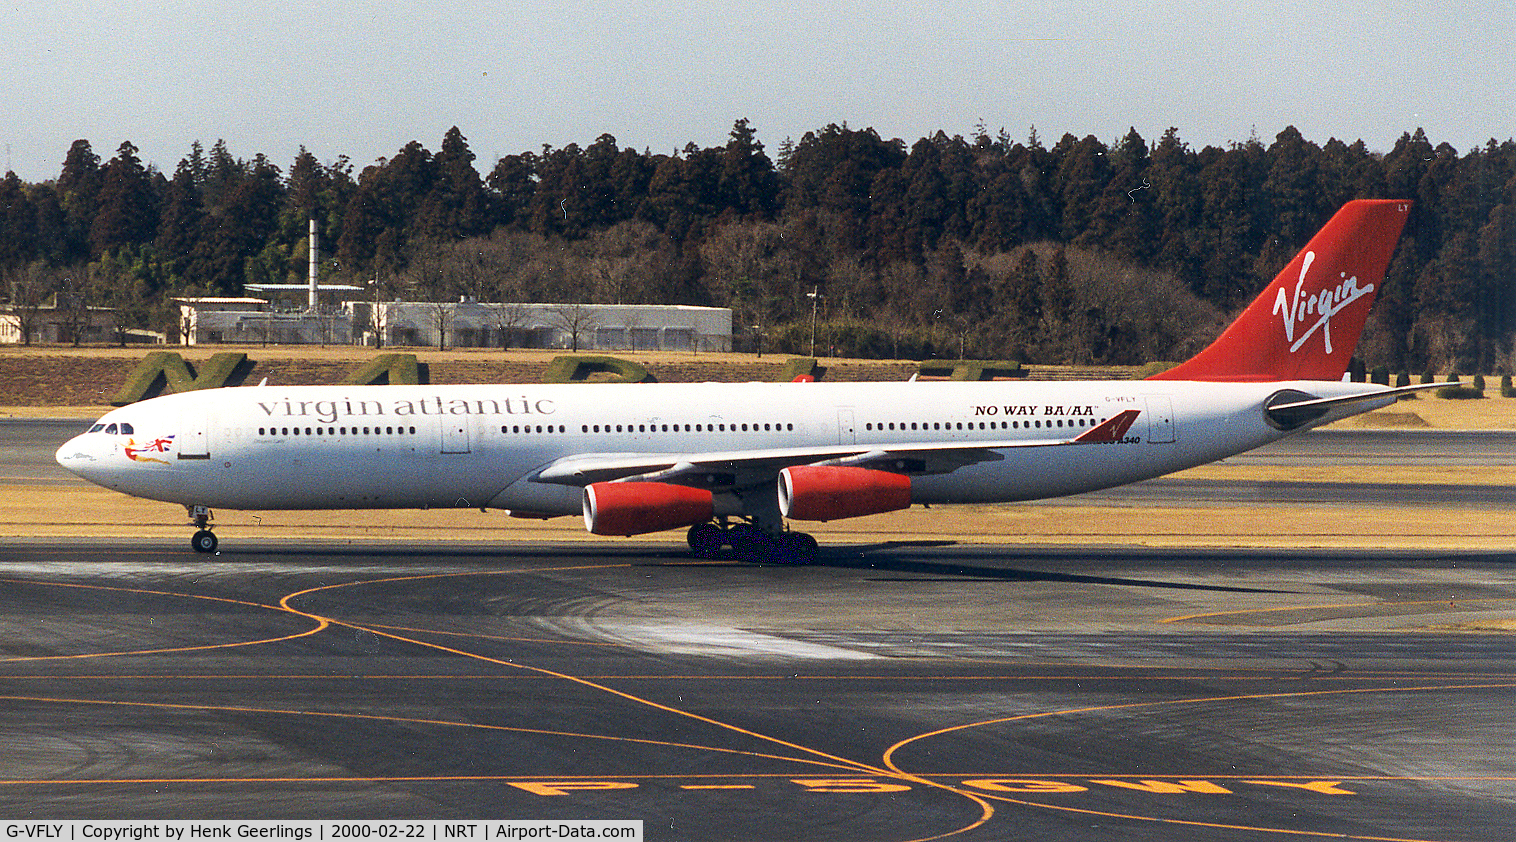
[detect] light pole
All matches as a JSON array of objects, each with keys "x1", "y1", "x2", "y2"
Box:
[
  {"x1": 806, "y1": 286, "x2": 820, "y2": 357},
  {"x1": 368, "y1": 277, "x2": 384, "y2": 348}
]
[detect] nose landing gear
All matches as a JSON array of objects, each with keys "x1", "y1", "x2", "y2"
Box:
[{"x1": 187, "y1": 505, "x2": 218, "y2": 553}]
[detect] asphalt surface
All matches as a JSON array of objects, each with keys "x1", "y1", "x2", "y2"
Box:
[
  {"x1": 0, "y1": 419, "x2": 87, "y2": 484},
  {"x1": 3, "y1": 420, "x2": 1513, "y2": 839},
  {"x1": 1, "y1": 541, "x2": 1513, "y2": 841}
]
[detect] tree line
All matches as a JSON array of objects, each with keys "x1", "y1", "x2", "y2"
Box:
[{"x1": 2, "y1": 120, "x2": 1513, "y2": 372}]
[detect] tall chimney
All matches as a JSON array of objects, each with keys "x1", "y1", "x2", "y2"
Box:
[{"x1": 308, "y1": 218, "x2": 318, "y2": 311}]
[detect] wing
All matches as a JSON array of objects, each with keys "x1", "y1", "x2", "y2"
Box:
[{"x1": 531, "y1": 410, "x2": 1143, "y2": 491}]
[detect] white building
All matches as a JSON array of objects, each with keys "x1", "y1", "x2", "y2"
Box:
[
  {"x1": 359, "y1": 301, "x2": 732, "y2": 352},
  {"x1": 174, "y1": 297, "x2": 732, "y2": 351},
  {"x1": 1, "y1": 304, "x2": 164, "y2": 345},
  {"x1": 175, "y1": 298, "x2": 355, "y2": 346}
]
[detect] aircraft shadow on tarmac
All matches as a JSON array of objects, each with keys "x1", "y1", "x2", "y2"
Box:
[
  {"x1": 812, "y1": 545, "x2": 1298, "y2": 594},
  {"x1": 142, "y1": 540, "x2": 1512, "y2": 594},
  {"x1": 178, "y1": 541, "x2": 1288, "y2": 594}
]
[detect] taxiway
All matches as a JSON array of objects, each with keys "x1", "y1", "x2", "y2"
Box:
[{"x1": 1, "y1": 540, "x2": 1512, "y2": 840}]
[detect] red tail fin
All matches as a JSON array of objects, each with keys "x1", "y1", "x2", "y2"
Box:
[{"x1": 1150, "y1": 200, "x2": 1411, "y2": 382}]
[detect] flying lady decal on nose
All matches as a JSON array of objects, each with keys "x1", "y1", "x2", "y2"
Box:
[
  {"x1": 123, "y1": 435, "x2": 174, "y2": 465},
  {"x1": 1271, "y1": 251, "x2": 1375, "y2": 355}
]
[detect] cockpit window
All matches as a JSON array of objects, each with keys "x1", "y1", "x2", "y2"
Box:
[
  {"x1": 104, "y1": 423, "x2": 118, "y2": 434},
  {"x1": 119, "y1": 422, "x2": 134, "y2": 434},
  {"x1": 89, "y1": 424, "x2": 105, "y2": 433}
]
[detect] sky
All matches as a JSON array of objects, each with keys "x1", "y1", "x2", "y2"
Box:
[{"x1": 2, "y1": 0, "x2": 1512, "y2": 183}]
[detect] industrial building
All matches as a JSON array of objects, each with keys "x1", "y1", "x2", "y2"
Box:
[{"x1": 174, "y1": 297, "x2": 732, "y2": 351}]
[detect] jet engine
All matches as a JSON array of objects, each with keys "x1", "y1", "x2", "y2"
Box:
[
  {"x1": 583, "y1": 482, "x2": 715, "y2": 536},
  {"x1": 778, "y1": 465, "x2": 911, "y2": 522}
]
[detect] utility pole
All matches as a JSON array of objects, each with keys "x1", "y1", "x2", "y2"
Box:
[{"x1": 807, "y1": 286, "x2": 820, "y2": 357}]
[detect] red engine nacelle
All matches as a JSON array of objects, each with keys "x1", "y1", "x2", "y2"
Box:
[
  {"x1": 778, "y1": 465, "x2": 911, "y2": 522},
  {"x1": 583, "y1": 482, "x2": 715, "y2": 536}
]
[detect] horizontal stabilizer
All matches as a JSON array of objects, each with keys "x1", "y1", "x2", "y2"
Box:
[{"x1": 1267, "y1": 381, "x2": 1456, "y2": 414}]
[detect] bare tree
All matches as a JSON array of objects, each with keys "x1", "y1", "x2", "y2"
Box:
[
  {"x1": 2, "y1": 262, "x2": 55, "y2": 346},
  {"x1": 88, "y1": 258, "x2": 149, "y2": 347},
  {"x1": 403, "y1": 241, "x2": 457, "y2": 350},
  {"x1": 361, "y1": 267, "x2": 397, "y2": 348},
  {"x1": 425, "y1": 301, "x2": 455, "y2": 351},
  {"x1": 579, "y1": 221, "x2": 668, "y2": 305},
  {"x1": 56, "y1": 274, "x2": 92, "y2": 346},
  {"x1": 178, "y1": 302, "x2": 196, "y2": 345},
  {"x1": 548, "y1": 303, "x2": 600, "y2": 352},
  {"x1": 700, "y1": 221, "x2": 802, "y2": 332},
  {"x1": 485, "y1": 301, "x2": 530, "y2": 350}
]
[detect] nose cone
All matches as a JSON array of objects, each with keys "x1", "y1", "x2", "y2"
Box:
[{"x1": 55, "y1": 433, "x2": 104, "y2": 482}]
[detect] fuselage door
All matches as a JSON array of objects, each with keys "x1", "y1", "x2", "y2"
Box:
[
  {"x1": 837, "y1": 408, "x2": 856, "y2": 445},
  {"x1": 177, "y1": 403, "x2": 211, "y2": 459},
  {"x1": 441, "y1": 418, "x2": 471, "y2": 454},
  {"x1": 1143, "y1": 395, "x2": 1176, "y2": 443}
]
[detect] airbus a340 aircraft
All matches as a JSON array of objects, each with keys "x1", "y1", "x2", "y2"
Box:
[{"x1": 58, "y1": 200, "x2": 1427, "y2": 562}]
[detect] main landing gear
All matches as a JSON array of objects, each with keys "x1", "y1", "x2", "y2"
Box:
[
  {"x1": 187, "y1": 504, "x2": 218, "y2": 553},
  {"x1": 686, "y1": 521, "x2": 819, "y2": 564}
]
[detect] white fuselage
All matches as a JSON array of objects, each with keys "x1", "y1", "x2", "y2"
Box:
[{"x1": 55, "y1": 378, "x2": 1390, "y2": 522}]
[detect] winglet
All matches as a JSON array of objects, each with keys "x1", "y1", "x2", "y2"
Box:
[
  {"x1": 1073, "y1": 409, "x2": 1141, "y2": 443},
  {"x1": 1150, "y1": 200, "x2": 1411, "y2": 382}
]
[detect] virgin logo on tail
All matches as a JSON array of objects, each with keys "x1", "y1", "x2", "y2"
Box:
[
  {"x1": 1148, "y1": 200, "x2": 1408, "y2": 383},
  {"x1": 1270, "y1": 251, "x2": 1375, "y2": 355}
]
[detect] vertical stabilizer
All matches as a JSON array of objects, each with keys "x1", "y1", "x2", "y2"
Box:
[{"x1": 1150, "y1": 199, "x2": 1410, "y2": 382}]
